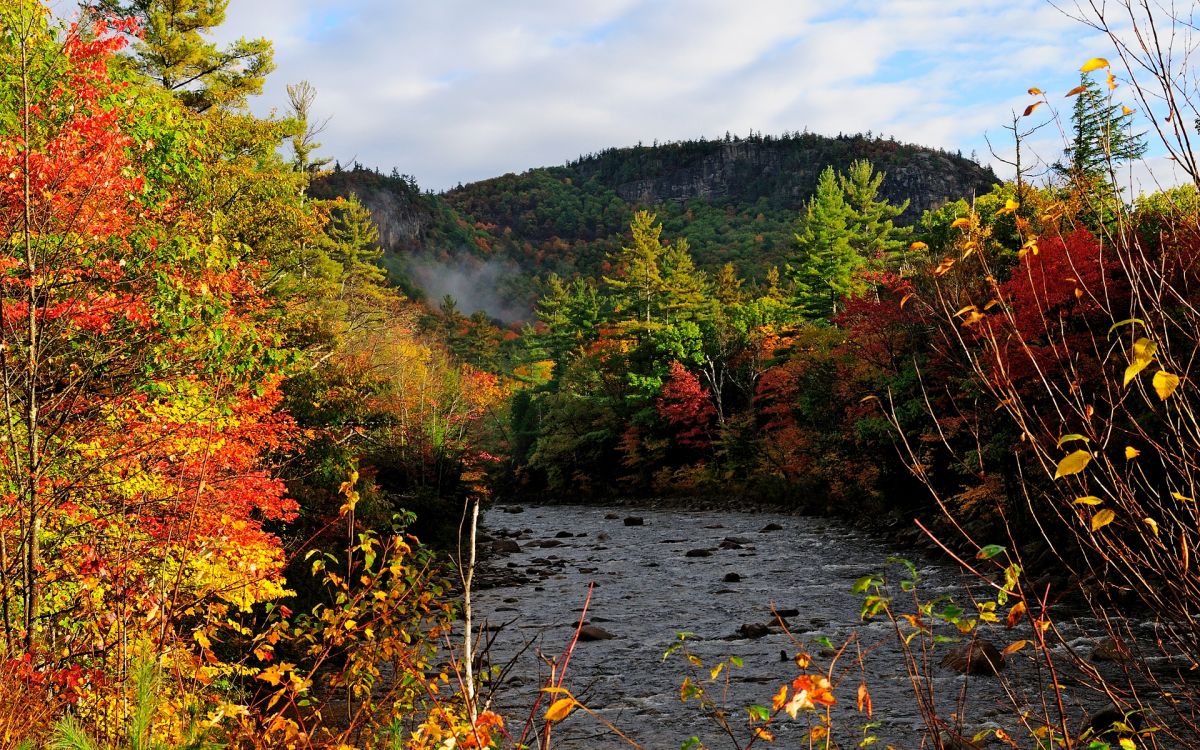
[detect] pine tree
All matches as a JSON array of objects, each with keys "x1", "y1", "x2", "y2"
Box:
[
  {"x1": 85, "y1": 0, "x2": 274, "y2": 111},
  {"x1": 604, "y1": 210, "x2": 667, "y2": 327},
  {"x1": 1058, "y1": 73, "x2": 1146, "y2": 183},
  {"x1": 839, "y1": 159, "x2": 910, "y2": 263},
  {"x1": 788, "y1": 167, "x2": 856, "y2": 320}
]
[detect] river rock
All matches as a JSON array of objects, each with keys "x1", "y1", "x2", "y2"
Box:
[
  {"x1": 578, "y1": 624, "x2": 616, "y2": 641},
  {"x1": 759, "y1": 523, "x2": 784, "y2": 532},
  {"x1": 724, "y1": 537, "x2": 753, "y2": 545},
  {"x1": 1083, "y1": 704, "x2": 1141, "y2": 740},
  {"x1": 604, "y1": 512, "x2": 620, "y2": 519},
  {"x1": 718, "y1": 540, "x2": 742, "y2": 550},
  {"x1": 723, "y1": 572, "x2": 742, "y2": 582},
  {"x1": 491, "y1": 539, "x2": 521, "y2": 553},
  {"x1": 774, "y1": 608, "x2": 799, "y2": 618},
  {"x1": 538, "y1": 539, "x2": 563, "y2": 548},
  {"x1": 1091, "y1": 636, "x2": 1130, "y2": 662},
  {"x1": 555, "y1": 531, "x2": 574, "y2": 538},
  {"x1": 685, "y1": 548, "x2": 713, "y2": 558},
  {"x1": 940, "y1": 640, "x2": 1005, "y2": 675},
  {"x1": 738, "y1": 623, "x2": 770, "y2": 639},
  {"x1": 624, "y1": 516, "x2": 645, "y2": 526}
]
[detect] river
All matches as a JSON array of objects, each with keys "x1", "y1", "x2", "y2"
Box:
[{"x1": 467, "y1": 504, "x2": 1158, "y2": 749}]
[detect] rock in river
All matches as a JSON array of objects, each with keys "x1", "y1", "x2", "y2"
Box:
[
  {"x1": 624, "y1": 516, "x2": 645, "y2": 526},
  {"x1": 940, "y1": 640, "x2": 1005, "y2": 675},
  {"x1": 578, "y1": 624, "x2": 616, "y2": 641}
]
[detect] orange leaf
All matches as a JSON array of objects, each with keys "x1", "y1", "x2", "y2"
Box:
[
  {"x1": 544, "y1": 698, "x2": 576, "y2": 722},
  {"x1": 1006, "y1": 601, "x2": 1027, "y2": 629},
  {"x1": 1028, "y1": 86, "x2": 1043, "y2": 95},
  {"x1": 857, "y1": 682, "x2": 873, "y2": 718},
  {"x1": 1065, "y1": 84, "x2": 1087, "y2": 97},
  {"x1": 1023, "y1": 101, "x2": 1043, "y2": 117},
  {"x1": 1002, "y1": 640, "x2": 1031, "y2": 655},
  {"x1": 772, "y1": 684, "x2": 788, "y2": 711}
]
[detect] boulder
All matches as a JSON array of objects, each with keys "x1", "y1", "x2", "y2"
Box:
[
  {"x1": 1083, "y1": 704, "x2": 1141, "y2": 741},
  {"x1": 555, "y1": 531, "x2": 574, "y2": 538},
  {"x1": 604, "y1": 512, "x2": 621, "y2": 520},
  {"x1": 623, "y1": 516, "x2": 645, "y2": 526},
  {"x1": 685, "y1": 548, "x2": 713, "y2": 558},
  {"x1": 491, "y1": 539, "x2": 521, "y2": 554},
  {"x1": 723, "y1": 572, "x2": 742, "y2": 583},
  {"x1": 578, "y1": 624, "x2": 616, "y2": 641},
  {"x1": 1091, "y1": 636, "x2": 1130, "y2": 662},
  {"x1": 759, "y1": 523, "x2": 784, "y2": 532},
  {"x1": 738, "y1": 623, "x2": 770, "y2": 639},
  {"x1": 939, "y1": 640, "x2": 1005, "y2": 675}
]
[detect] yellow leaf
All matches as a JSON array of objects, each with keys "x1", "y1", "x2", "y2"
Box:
[
  {"x1": 194, "y1": 630, "x2": 211, "y2": 650},
  {"x1": 753, "y1": 727, "x2": 775, "y2": 742},
  {"x1": 1123, "y1": 337, "x2": 1157, "y2": 385},
  {"x1": 954, "y1": 304, "x2": 978, "y2": 317},
  {"x1": 1119, "y1": 738, "x2": 1136, "y2": 750},
  {"x1": 1023, "y1": 101, "x2": 1043, "y2": 117},
  {"x1": 899, "y1": 293, "x2": 913, "y2": 309},
  {"x1": 1055, "y1": 450, "x2": 1091, "y2": 478},
  {"x1": 1028, "y1": 86, "x2": 1043, "y2": 95},
  {"x1": 772, "y1": 684, "x2": 788, "y2": 711},
  {"x1": 1002, "y1": 639, "x2": 1031, "y2": 655},
  {"x1": 1122, "y1": 105, "x2": 1135, "y2": 115},
  {"x1": 1065, "y1": 84, "x2": 1088, "y2": 97},
  {"x1": 950, "y1": 217, "x2": 971, "y2": 229},
  {"x1": 1107, "y1": 71, "x2": 1118, "y2": 90},
  {"x1": 1153, "y1": 370, "x2": 1180, "y2": 399},
  {"x1": 997, "y1": 198, "x2": 1020, "y2": 215},
  {"x1": 1074, "y1": 496, "x2": 1103, "y2": 505},
  {"x1": 909, "y1": 241, "x2": 928, "y2": 251},
  {"x1": 544, "y1": 698, "x2": 576, "y2": 722},
  {"x1": 1125, "y1": 446, "x2": 1140, "y2": 459},
  {"x1": 1081, "y1": 57, "x2": 1110, "y2": 72},
  {"x1": 1144, "y1": 517, "x2": 1159, "y2": 536},
  {"x1": 1091, "y1": 508, "x2": 1116, "y2": 532},
  {"x1": 1171, "y1": 491, "x2": 1195, "y2": 502}
]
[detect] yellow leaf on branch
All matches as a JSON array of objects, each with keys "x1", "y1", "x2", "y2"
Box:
[
  {"x1": 1055, "y1": 450, "x2": 1091, "y2": 478},
  {"x1": 1081, "y1": 57, "x2": 1110, "y2": 72},
  {"x1": 1091, "y1": 509, "x2": 1116, "y2": 532},
  {"x1": 544, "y1": 698, "x2": 576, "y2": 722},
  {"x1": 1153, "y1": 370, "x2": 1180, "y2": 399}
]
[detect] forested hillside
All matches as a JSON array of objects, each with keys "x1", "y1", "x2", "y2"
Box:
[{"x1": 315, "y1": 133, "x2": 997, "y2": 318}]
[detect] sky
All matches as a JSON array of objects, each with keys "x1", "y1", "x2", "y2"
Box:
[{"x1": 55, "y1": 0, "x2": 1188, "y2": 193}]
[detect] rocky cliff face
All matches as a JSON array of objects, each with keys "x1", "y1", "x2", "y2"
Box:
[{"x1": 573, "y1": 136, "x2": 998, "y2": 220}]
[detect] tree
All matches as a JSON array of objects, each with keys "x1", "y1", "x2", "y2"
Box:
[
  {"x1": 838, "y1": 159, "x2": 910, "y2": 264},
  {"x1": 1057, "y1": 72, "x2": 1146, "y2": 185},
  {"x1": 788, "y1": 166, "x2": 857, "y2": 320},
  {"x1": 85, "y1": 0, "x2": 275, "y2": 112},
  {"x1": 604, "y1": 210, "x2": 666, "y2": 327},
  {"x1": 286, "y1": 80, "x2": 332, "y2": 173}
]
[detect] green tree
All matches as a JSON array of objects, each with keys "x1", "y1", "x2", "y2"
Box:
[
  {"x1": 604, "y1": 210, "x2": 666, "y2": 327},
  {"x1": 788, "y1": 166, "x2": 857, "y2": 320},
  {"x1": 839, "y1": 159, "x2": 910, "y2": 264},
  {"x1": 85, "y1": 0, "x2": 274, "y2": 112},
  {"x1": 1057, "y1": 72, "x2": 1146, "y2": 184}
]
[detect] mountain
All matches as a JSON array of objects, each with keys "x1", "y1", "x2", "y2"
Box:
[{"x1": 311, "y1": 132, "x2": 999, "y2": 321}]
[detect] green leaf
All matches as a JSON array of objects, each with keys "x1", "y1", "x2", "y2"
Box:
[
  {"x1": 1056, "y1": 433, "x2": 1090, "y2": 446},
  {"x1": 976, "y1": 544, "x2": 1006, "y2": 560},
  {"x1": 852, "y1": 574, "x2": 875, "y2": 594},
  {"x1": 747, "y1": 705, "x2": 770, "y2": 723},
  {"x1": 1055, "y1": 450, "x2": 1092, "y2": 478}
]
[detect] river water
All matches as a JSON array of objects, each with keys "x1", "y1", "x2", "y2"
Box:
[{"x1": 469, "y1": 504, "x2": 1157, "y2": 750}]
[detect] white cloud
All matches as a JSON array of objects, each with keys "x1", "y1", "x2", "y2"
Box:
[{"x1": 56, "y1": 0, "x2": 1191, "y2": 193}]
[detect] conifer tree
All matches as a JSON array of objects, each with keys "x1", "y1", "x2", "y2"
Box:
[
  {"x1": 788, "y1": 166, "x2": 856, "y2": 320},
  {"x1": 1058, "y1": 72, "x2": 1146, "y2": 184},
  {"x1": 839, "y1": 159, "x2": 910, "y2": 262},
  {"x1": 605, "y1": 210, "x2": 667, "y2": 327},
  {"x1": 85, "y1": 0, "x2": 274, "y2": 111}
]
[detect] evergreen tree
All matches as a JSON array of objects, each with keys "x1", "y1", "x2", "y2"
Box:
[
  {"x1": 788, "y1": 166, "x2": 856, "y2": 320},
  {"x1": 839, "y1": 159, "x2": 910, "y2": 263},
  {"x1": 85, "y1": 0, "x2": 274, "y2": 111},
  {"x1": 1058, "y1": 72, "x2": 1147, "y2": 183},
  {"x1": 659, "y1": 239, "x2": 711, "y2": 324},
  {"x1": 604, "y1": 210, "x2": 667, "y2": 327}
]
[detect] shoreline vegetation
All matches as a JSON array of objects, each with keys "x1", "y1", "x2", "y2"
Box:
[{"x1": 2, "y1": 0, "x2": 1200, "y2": 748}]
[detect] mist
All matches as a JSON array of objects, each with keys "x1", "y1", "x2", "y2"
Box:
[{"x1": 405, "y1": 254, "x2": 531, "y2": 324}]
